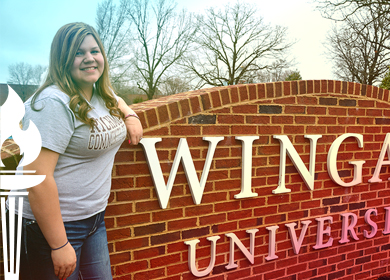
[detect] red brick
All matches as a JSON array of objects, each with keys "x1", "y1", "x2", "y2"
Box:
[
  {"x1": 278, "y1": 96, "x2": 296, "y2": 104},
  {"x1": 134, "y1": 268, "x2": 165, "y2": 280},
  {"x1": 253, "y1": 262, "x2": 276, "y2": 274},
  {"x1": 145, "y1": 107, "x2": 159, "y2": 127},
  {"x1": 107, "y1": 228, "x2": 131, "y2": 242},
  {"x1": 285, "y1": 105, "x2": 306, "y2": 114},
  {"x1": 210, "y1": 90, "x2": 222, "y2": 107},
  {"x1": 171, "y1": 125, "x2": 201, "y2": 135},
  {"x1": 116, "y1": 237, "x2": 149, "y2": 252},
  {"x1": 284, "y1": 125, "x2": 305, "y2": 134},
  {"x1": 272, "y1": 115, "x2": 294, "y2": 124},
  {"x1": 106, "y1": 203, "x2": 133, "y2": 216},
  {"x1": 116, "y1": 189, "x2": 150, "y2": 201},
  {"x1": 200, "y1": 213, "x2": 227, "y2": 225},
  {"x1": 115, "y1": 260, "x2": 148, "y2": 275},
  {"x1": 227, "y1": 268, "x2": 251, "y2": 280},
  {"x1": 264, "y1": 268, "x2": 286, "y2": 280},
  {"x1": 256, "y1": 83, "x2": 265, "y2": 98},
  {"x1": 152, "y1": 208, "x2": 183, "y2": 222},
  {"x1": 232, "y1": 104, "x2": 257, "y2": 114},
  {"x1": 116, "y1": 213, "x2": 150, "y2": 227},
  {"x1": 110, "y1": 252, "x2": 131, "y2": 265},
  {"x1": 151, "y1": 232, "x2": 181, "y2": 246},
  {"x1": 231, "y1": 125, "x2": 257, "y2": 135},
  {"x1": 266, "y1": 83, "x2": 275, "y2": 98},
  {"x1": 157, "y1": 104, "x2": 170, "y2": 124},
  {"x1": 329, "y1": 107, "x2": 347, "y2": 116}
]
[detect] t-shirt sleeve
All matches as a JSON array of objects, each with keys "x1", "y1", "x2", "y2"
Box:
[{"x1": 23, "y1": 97, "x2": 74, "y2": 154}]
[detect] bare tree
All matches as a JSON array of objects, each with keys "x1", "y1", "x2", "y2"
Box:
[
  {"x1": 7, "y1": 62, "x2": 46, "y2": 100},
  {"x1": 30, "y1": 65, "x2": 47, "y2": 85},
  {"x1": 159, "y1": 76, "x2": 191, "y2": 95},
  {"x1": 249, "y1": 59, "x2": 293, "y2": 83},
  {"x1": 116, "y1": 85, "x2": 145, "y2": 104},
  {"x1": 183, "y1": 1, "x2": 294, "y2": 88},
  {"x1": 126, "y1": 0, "x2": 196, "y2": 100},
  {"x1": 315, "y1": 0, "x2": 390, "y2": 50},
  {"x1": 315, "y1": 0, "x2": 390, "y2": 20},
  {"x1": 8, "y1": 62, "x2": 33, "y2": 86},
  {"x1": 324, "y1": 6, "x2": 390, "y2": 85},
  {"x1": 96, "y1": 0, "x2": 132, "y2": 85}
]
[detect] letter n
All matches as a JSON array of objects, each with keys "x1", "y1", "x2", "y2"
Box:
[
  {"x1": 272, "y1": 135, "x2": 322, "y2": 194},
  {"x1": 225, "y1": 229, "x2": 259, "y2": 269}
]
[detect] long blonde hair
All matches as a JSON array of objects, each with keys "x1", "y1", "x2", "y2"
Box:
[{"x1": 32, "y1": 22, "x2": 124, "y2": 126}]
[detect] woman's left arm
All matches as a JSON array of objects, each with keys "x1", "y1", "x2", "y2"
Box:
[{"x1": 117, "y1": 97, "x2": 143, "y2": 145}]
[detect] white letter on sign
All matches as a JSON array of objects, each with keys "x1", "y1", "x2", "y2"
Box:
[
  {"x1": 272, "y1": 135, "x2": 322, "y2": 194},
  {"x1": 235, "y1": 136, "x2": 259, "y2": 199},
  {"x1": 225, "y1": 229, "x2": 259, "y2": 269},
  {"x1": 364, "y1": 208, "x2": 378, "y2": 239},
  {"x1": 339, "y1": 213, "x2": 359, "y2": 244},
  {"x1": 185, "y1": 236, "x2": 220, "y2": 277},
  {"x1": 369, "y1": 133, "x2": 390, "y2": 183},
  {"x1": 140, "y1": 137, "x2": 223, "y2": 209},
  {"x1": 285, "y1": 220, "x2": 312, "y2": 254},
  {"x1": 313, "y1": 216, "x2": 333, "y2": 250},
  {"x1": 327, "y1": 133, "x2": 365, "y2": 187}
]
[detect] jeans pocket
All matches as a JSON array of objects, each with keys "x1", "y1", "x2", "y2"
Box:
[
  {"x1": 24, "y1": 219, "x2": 41, "y2": 236},
  {"x1": 24, "y1": 219, "x2": 37, "y2": 226},
  {"x1": 24, "y1": 218, "x2": 51, "y2": 253},
  {"x1": 21, "y1": 219, "x2": 59, "y2": 280}
]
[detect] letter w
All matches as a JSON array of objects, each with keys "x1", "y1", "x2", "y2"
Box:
[{"x1": 140, "y1": 137, "x2": 223, "y2": 209}]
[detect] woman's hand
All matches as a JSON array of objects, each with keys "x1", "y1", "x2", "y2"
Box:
[
  {"x1": 125, "y1": 116, "x2": 143, "y2": 145},
  {"x1": 51, "y1": 242, "x2": 77, "y2": 279},
  {"x1": 117, "y1": 96, "x2": 143, "y2": 145}
]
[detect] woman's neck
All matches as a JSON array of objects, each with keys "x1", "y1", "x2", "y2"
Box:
[{"x1": 81, "y1": 87, "x2": 93, "y2": 102}]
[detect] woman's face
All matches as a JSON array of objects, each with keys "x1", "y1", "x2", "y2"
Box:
[{"x1": 70, "y1": 34, "x2": 104, "y2": 93}]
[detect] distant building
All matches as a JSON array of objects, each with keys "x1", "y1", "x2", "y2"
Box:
[{"x1": 0, "y1": 83, "x2": 38, "y2": 104}]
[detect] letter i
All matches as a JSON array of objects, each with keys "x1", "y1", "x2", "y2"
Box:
[
  {"x1": 265, "y1": 225, "x2": 279, "y2": 261},
  {"x1": 384, "y1": 207, "x2": 390, "y2": 234}
]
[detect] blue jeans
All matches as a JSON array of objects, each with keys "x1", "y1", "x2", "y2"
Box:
[{"x1": 19, "y1": 210, "x2": 112, "y2": 280}]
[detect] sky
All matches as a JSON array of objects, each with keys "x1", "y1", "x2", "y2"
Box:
[{"x1": 0, "y1": 0, "x2": 334, "y2": 84}]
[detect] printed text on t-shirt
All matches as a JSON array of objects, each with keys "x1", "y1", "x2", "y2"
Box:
[{"x1": 88, "y1": 115, "x2": 125, "y2": 150}]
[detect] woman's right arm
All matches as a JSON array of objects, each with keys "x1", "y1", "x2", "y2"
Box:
[{"x1": 25, "y1": 147, "x2": 77, "y2": 279}]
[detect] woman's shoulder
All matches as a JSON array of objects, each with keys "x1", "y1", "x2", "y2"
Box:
[
  {"x1": 27, "y1": 85, "x2": 71, "y2": 107},
  {"x1": 38, "y1": 85, "x2": 70, "y2": 102}
]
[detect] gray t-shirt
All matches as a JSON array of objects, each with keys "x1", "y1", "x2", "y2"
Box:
[{"x1": 11, "y1": 85, "x2": 126, "y2": 222}]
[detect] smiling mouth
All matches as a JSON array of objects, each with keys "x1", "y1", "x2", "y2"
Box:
[{"x1": 81, "y1": 67, "x2": 97, "y2": 71}]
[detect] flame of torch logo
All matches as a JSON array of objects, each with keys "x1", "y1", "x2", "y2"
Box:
[{"x1": 0, "y1": 85, "x2": 46, "y2": 280}]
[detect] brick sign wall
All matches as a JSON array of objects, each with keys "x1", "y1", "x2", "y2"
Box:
[{"x1": 107, "y1": 80, "x2": 390, "y2": 280}]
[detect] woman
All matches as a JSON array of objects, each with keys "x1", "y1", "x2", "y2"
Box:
[{"x1": 11, "y1": 22, "x2": 143, "y2": 279}]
